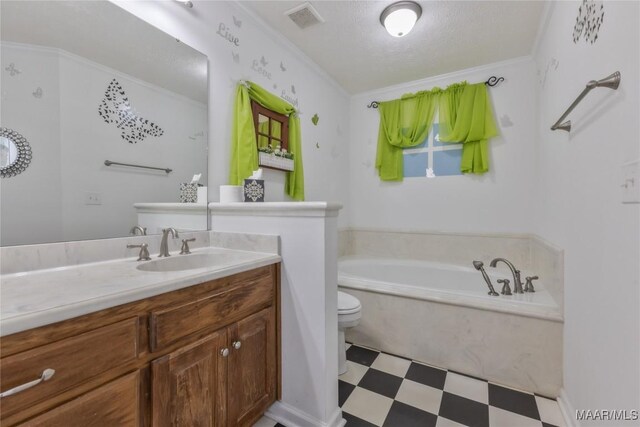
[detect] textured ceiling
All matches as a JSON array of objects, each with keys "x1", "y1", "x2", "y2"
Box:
[
  {"x1": 1, "y1": 1, "x2": 208, "y2": 103},
  {"x1": 244, "y1": 1, "x2": 545, "y2": 94}
]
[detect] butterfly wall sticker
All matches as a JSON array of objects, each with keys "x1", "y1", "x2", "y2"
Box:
[
  {"x1": 5, "y1": 63, "x2": 21, "y2": 76},
  {"x1": 98, "y1": 79, "x2": 164, "y2": 144},
  {"x1": 232, "y1": 16, "x2": 242, "y2": 28},
  {"x1": 573, "y1": 0, "x2": 604, "y2": 44}
]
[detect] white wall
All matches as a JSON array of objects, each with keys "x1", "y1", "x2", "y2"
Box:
[
  {"x1": 533, "y1": 1, "x2": 640, "y2": 423},
  {"x1": 114, "y1": 1, "x2": 352, "y2": 228},
  {"x1": 1, "y1": 43, "x2": 63, "y2": 245},
  {"x1": 348, "y1": 58, "x2": 537, "y2": 234},
  {"x1": 57, "y1": 51, "x2": 207, "y2": 241},
  {"x1": 0, "y1": 42, "x2": 207, "y2": 244}
]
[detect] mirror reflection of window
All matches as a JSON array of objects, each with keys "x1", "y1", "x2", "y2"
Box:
[{"x1": 0, "y1": 136, "x2": 17, "y2": 168}]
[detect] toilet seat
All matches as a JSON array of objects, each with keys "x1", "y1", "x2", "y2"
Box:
[{"x1": 338, "y1": 291, "x2": 361, "y2": 315}]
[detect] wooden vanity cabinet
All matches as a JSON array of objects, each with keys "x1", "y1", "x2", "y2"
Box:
[
  {"x1": 227, "y1": 308, "x2": 276, "y2": 426},
  {"x1": 0, "y1": 264, "x2": 280, "y2": 427},
  {"x1": 152, "y1": 330, "x2": 228, "y2": 427}
]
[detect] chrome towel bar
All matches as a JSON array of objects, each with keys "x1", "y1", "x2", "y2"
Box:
[
  {"x1": 551, "y1": 71, "x2": 621, "y2": 132},
  {"x1": 104, "y1": 160, "x2": 172, "y2": 174}
]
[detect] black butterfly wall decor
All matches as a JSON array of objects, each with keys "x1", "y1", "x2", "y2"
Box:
[
  {"x1": 573, "y1": 0, "x2": 604, "y2": 44},
  {"x1": 98, "y1": 79, "x2": 164, "y2": 144}
]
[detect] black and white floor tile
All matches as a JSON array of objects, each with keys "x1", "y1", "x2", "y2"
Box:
[{"x1": 254, "y1": 343, "x2": 565, "y2": 427}]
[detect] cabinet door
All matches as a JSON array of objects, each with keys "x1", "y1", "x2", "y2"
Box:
[
  {"x1": 151, "y1": 330, "x2": 227, "y2": 427},
  {"x1": 227, "y1": 307, "x2": 276, "y2": 427},
  {"x1": 18, "y1": 371, "x2": 140, "y2": 427}
]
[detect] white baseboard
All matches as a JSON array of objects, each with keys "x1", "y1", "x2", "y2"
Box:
[
  {"x1": 558, "y1": 388, "x2": 580, "y2": 427},
  {"x1": 266, "y1": 401, "x2": 345, "y2": 427}
]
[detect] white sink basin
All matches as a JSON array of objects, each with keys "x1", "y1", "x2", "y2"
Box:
[{"x1": 136, "y1": 254, "x2": 223, "y2": 272}]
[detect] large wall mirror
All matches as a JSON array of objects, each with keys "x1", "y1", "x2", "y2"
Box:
[{"x1": 1, "y1": 1, "x2": 208, "y2": 246}]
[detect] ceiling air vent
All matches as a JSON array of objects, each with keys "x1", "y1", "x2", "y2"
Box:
[{"x1": 285, "y1": 2, "x2": 325, "y2": 29}]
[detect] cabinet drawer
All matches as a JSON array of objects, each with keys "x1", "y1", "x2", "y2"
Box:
[
  {"x1": 0, "y1": 318, "x2": 139, "y2": 416},
  {"x1": 150, "y1": 267, "x2": 274, "y2": 351},
  {"x1": 18, "y1": 370, "x2": 140, "y2": 427}
]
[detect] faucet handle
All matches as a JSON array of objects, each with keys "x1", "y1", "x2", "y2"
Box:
[
  {"x1": 497, "y1": 279, "x2": 512, "y2": 296},
  {"x1": 127, "y1": 243, "x2": 151, "y2": 261},
  {"x1": 180, "y1": 238, "x2": 196, "y2": 255},
  {"x1": 524, "y1": 276, "x2": 539, "y2": 292}
]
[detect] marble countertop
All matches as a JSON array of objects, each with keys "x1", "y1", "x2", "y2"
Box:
[{"x1": 0, "y1": 247, "x2": 280, "y2": 336}]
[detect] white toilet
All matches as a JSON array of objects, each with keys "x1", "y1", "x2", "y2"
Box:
[{"x1": 338, "y1": 291, "x2": 362, "y2": 375}]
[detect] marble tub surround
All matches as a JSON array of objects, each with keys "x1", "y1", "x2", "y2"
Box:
[
  {"x1": 341, "y1": 229, "x2": 531, "y2": 269},
  {"x1": 340, "y1": 228, "x2": 564, "y2": 312},
  {"x1": 530, "y1": 236, "x2": 564, "y2": 311},
  {"x1": 1, "y1": 246, "x2": 280, "y2": 336},
  {"x1": 339, "y1": 258, "x2": 562, "y2": 322},
  {"x1": 342, "y1": 288, "x2": 563, "y2": 398}
]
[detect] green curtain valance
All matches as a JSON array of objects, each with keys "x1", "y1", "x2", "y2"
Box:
[
  {"x1": 229, "y1": 81, "x2": 304, "y2": 200},
  {"x1": 376, "y1": 81, "x2": 498, "y2": 181},
  {"x1": 375, "y1": 90, "x2": 438, "y2": 181}
]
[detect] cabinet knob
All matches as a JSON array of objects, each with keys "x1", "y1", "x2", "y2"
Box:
[
  {"x1": 232, "y1": 341, "x2": 242, "y2": 350},
  {"x1": 220, "y1": 348, "x2": 229, "y2": 357}
]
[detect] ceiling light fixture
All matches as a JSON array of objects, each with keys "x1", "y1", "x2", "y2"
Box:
[
  {"x1": 175, "y1": 0, "x2": 193, "y2": 8},
  {"x1": 380, "y1": 1, "x2": 422, "y2": 38}
]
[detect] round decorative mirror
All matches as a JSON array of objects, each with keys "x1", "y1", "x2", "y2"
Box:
[{"x1": 0, "y1": 127, "x2": 32, "y2": 178}]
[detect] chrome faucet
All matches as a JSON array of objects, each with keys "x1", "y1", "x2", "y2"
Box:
[
  {"x1": 159, "y1": 228, "x2": 179, "y2": 257},
  {"x1": 127, "y1": 243, "x2": 151, "y2": 261},
  {"x1": 489, "y1": 258, "x2": 524, "y2": 294},
  {"x1": 497, "y1": 278, "x2": 512, "y2": 295},
  {"x1": 524, "y1": 276, "x2": 539, "y2": 292},
  {"x1": 180, "y1": 238, "x2": 196, "y2": 255},
  {"x1": 130, "y1": 225, "x2": 147, "y2": 236},
  {"x1": 473, "y1": 261, "x2": 499, "y2": 296}
]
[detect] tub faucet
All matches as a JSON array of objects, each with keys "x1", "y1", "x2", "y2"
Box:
[
  {"x1": 489, "y1": 258, "x2": 524, "y2": 294},
  {"x1": 159, "y1": 228, "x2": 179, "y2": 257},
  {"x1": 473, "y1": 261, "x2": 499, "y2": 296}
]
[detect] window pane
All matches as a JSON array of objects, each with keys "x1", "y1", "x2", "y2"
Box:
[
  {"x1": 271, "y1": 120, "x2": 282, "y2": 139},
  {"x1": 401, "y1": 127, "x2": 428, "y2": 150},
  {"x1": 403, "y1": 152, "x2": 428, "y2": 178},
  {"x1": 257, "y1": 115, "x2": 270, "y2": 148},
  {"x1": 433, "y1": 123, "x2": 462, "y2": 148},
  {"x1": 433, "y1": 149, "x2": 463, "y2": 176}
]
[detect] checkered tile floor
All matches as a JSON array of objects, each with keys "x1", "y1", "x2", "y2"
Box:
[{"x1": 254, "y1": 343, "x2": 565, "y2": 427}]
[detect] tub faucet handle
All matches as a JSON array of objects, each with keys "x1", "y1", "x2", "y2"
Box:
[
  {"x1": 497, "y1": 279, "x2": 512, "y2": 296},
  {"x1": 524, "y1": 276, "x2": 539, "y2": 292}
]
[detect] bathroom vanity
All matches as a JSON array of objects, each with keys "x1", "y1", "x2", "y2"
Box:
[{"x1": 0, "y1": 261, "x2": 280, "y2": 427}]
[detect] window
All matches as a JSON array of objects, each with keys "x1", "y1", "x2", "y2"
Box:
[
  {"x1": 251, "y1": 101, "x2": 292, "y2": 171},
  {"x1": 402, "y1": 122, "x2": 463, "y2": 178}
]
